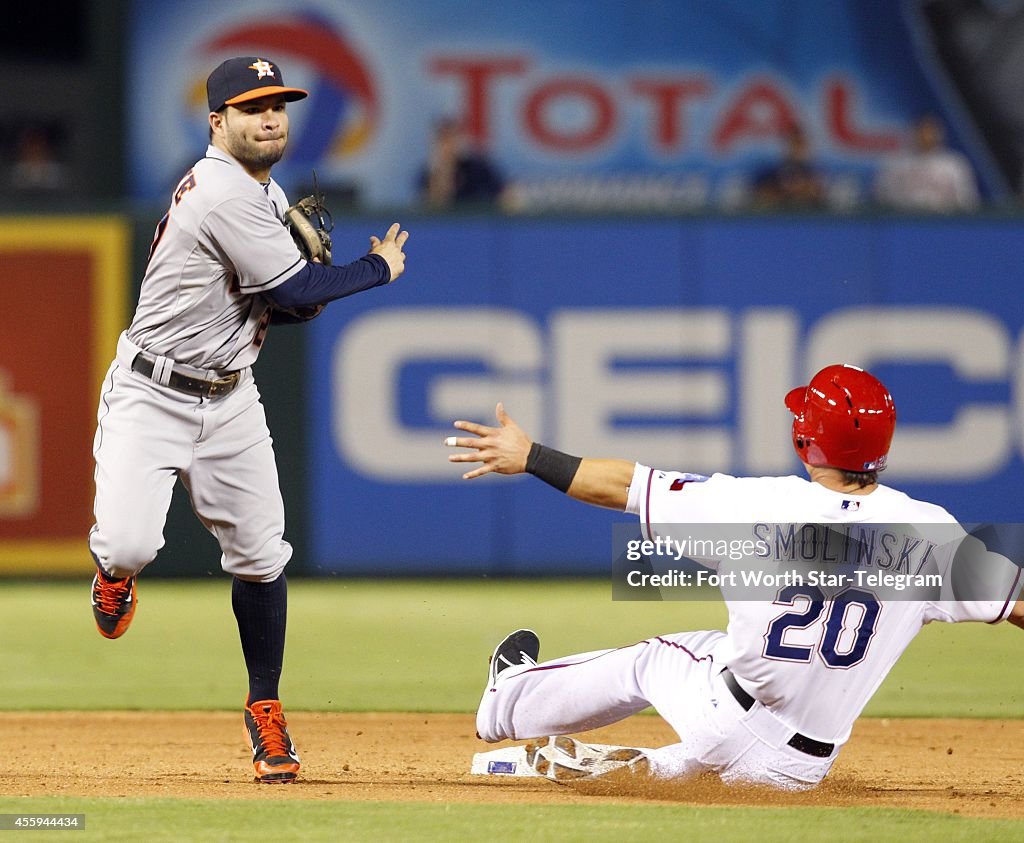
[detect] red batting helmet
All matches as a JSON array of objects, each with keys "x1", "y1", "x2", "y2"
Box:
[{"x1": 784, "y1": 364, "x2": 896, "y2": 472}]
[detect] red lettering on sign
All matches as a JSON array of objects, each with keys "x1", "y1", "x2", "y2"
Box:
[
  {"x1": 825, "y1": 77, "x2": 901, "y2": 152},
  {"x1": 524, "y1": 78, "x2": 616, "y2": 152},
  {"x1": 427, "y1": 53, "x2": 908, "y2": 159},
  {"x1": 629, "y1": 77, "x2": 713, "y2": 151},
  {"x1": 427, "y1": 56, "x2": 530, "y2": 143},
  {"x1": 713, "y1": 79, "x2": 800, "y2": 150}
]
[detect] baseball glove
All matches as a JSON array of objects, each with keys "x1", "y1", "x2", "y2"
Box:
[
  {"x1": 284, "y1": 187, "x2": 333, "y2": 266},
  {"x1": 275, "y1": 178, "x2": 334, "y2": 322}
]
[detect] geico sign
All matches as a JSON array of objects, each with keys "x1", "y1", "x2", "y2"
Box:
[{"x1": 332, "y1": 306, "x2": 1016, "y2": 482}]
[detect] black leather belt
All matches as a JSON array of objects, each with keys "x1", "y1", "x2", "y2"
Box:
[
  {"x1": 131, "y1": 353, "x2": 240, "y2": 398},
  {"x1": 721, "y1": 668, "x2": 835, "y2": 758}
]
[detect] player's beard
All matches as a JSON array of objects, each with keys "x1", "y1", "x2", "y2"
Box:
[{"x1": 227, "y1": 133, "x2": 287, "y2": 172}]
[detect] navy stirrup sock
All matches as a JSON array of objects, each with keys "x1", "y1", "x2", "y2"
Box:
[{"x1": 232, "y1": 574, "x2": 288, "y2": 705}]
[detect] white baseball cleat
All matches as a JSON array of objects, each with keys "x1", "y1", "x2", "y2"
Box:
[{"x1": 525, "y1": 735, "x2": 649, "y2": 783}]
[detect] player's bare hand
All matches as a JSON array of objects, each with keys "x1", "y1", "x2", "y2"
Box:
[
  {"x1": 446, "y1": 403, "x2": 532, "y2": 480},
  {"x1": 369, "y1": 222, "x2": 409, "y2": 282}
]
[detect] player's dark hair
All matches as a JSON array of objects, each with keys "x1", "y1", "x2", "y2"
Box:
[{"x1": 840, "y1": 468, "x2": 878, "y2": 488}]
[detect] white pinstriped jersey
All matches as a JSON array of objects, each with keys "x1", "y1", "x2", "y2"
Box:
[
  {"x1": 625, "y1": 466, "x2": 1022, "y2": 744},
  {"x1": 127, "y1": 145, "x2": 306, "y2": 372}
]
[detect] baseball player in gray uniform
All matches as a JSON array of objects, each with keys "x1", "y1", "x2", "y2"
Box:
[
  {"x1": 89, "y1": 56, "x2": 409, "y2": 783},
  {"x1": 447, "y1": 365, "x2": 1024, "y2": 789}
]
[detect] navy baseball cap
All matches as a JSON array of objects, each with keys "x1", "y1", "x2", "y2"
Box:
[{"x1": 206, "y1": 57, "x2": 309, "y2": 112}]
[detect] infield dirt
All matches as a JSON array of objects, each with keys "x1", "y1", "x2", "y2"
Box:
[{"x1": 7, "y1": 713, "x2": 1023, "y2": 818}]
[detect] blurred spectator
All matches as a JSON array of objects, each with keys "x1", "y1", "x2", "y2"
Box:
[
  {"x1": 419, "y1": 118, "x2": 504, "y2": 209},
  {"x1": 8, "y1": 125, "x2": 66, "y2": 193},
  {"x1": 750, "y1": 126, "x2": 828, "y2": 210},
  {"x1": 914, "y1": 0, "x2": 1022, "y2": 198},
  {"x1": 874, "y1": 114, "x2": 980, "y2": 212}
]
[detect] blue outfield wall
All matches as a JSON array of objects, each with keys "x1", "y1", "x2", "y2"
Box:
[{"x1": 307, "y1": 216, "x2": 1024, "y2": 575}]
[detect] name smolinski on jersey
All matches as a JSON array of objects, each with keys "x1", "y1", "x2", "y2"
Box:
[{"x1": 752, "y1": 522, "x2": 940, "y2": 574}]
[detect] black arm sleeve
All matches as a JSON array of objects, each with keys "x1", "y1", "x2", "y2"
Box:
[
  {"x1": 264, "y1": 254, "x2": 391, "y2": 309},
  {"x1": 525, "y1": 443, "x2": 582, "y2": 493}
]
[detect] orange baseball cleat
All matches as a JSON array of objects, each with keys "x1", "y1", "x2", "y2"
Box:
[
  {"x1": 91, "y1": 569, "x2": 137, "y2": 639},
  {"x1": 244, "y1": 699, "x2": 301, "y2": 783}
]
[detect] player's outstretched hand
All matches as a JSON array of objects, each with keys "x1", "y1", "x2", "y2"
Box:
[
  {"x1": 446, "y1": 403, "x2": 532, "y2": 480},
  {"x1": 369, "y1": 222, "x2": 409, "y2": 282}
]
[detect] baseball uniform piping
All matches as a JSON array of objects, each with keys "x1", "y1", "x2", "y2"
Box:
[
  {"x1": 989, "y1": 566, "x2": 1023, "y2": 624},
  {"x1": 239, "y1": 256, "x2": 303, "y2": 290},
  {"x1": 93, "y1": 363, "x2": 118, "y2": 456},
  {"x1": 643, "y1": 467, "x2": 654, "y2": 542},
  {"x1": 522, "y1": 641, "x2": 651, "y2": 673},
  {"x1": 522, "y1": 636, "x2": 715, "y2": 676},
  {"x1": 653, "y1": 636, "x2": 716, "y2": 663}
]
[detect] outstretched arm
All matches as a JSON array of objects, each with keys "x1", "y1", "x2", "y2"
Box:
[{"x1": 447, "y1": 403, "x2": 635, "y2": 511}]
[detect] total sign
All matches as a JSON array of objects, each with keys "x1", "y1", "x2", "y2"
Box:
[{"x1": 332, "y1": 306, "x2": 1018, "y2": 486}]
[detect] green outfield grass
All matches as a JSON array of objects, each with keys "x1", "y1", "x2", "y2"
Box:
[
  {"x1": 3, "y1": 579, "x2": 1023, "y2": 841},
  {"x1": 1, "y1": 579, "x2": 1021, "y2": 716},
  {"x1": 0, "y1": 798, "x2": 1020, "y2": 843}
]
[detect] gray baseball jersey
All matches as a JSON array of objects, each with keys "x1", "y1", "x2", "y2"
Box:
[
  {"x1": 128, "y1": 145, "x2": 305, "y2": 372},
  {"x1": 90, "y1": 144, "x2": 306, "y2": 584}
]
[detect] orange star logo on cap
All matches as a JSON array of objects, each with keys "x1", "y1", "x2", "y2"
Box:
[{"x1": 248, "y1": 60, "x2": 275, "y2": 79}]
